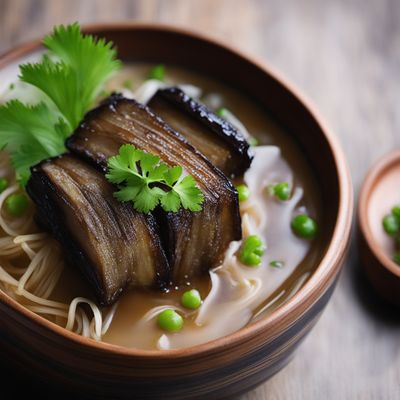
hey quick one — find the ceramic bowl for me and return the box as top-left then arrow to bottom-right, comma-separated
358,150 -> 400,306
0,23 -> 353,399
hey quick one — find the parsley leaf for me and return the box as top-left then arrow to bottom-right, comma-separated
106,144 -> 204,213
0,23 -> 120,184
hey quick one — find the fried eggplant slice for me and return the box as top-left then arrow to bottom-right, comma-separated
26,154 -> 169,306
66,95 -> 242,282
148,87 -> 253,177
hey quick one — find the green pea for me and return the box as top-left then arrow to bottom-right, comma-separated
382,214 -> 399,237
148,64 -> 165,81
272,182 -> 290,201
391,205 -> 400,222
157,309 -> 183,332
0,177 -> 8,193
236,184 -> 249,202
5,193 -> 29,217
269,260 -> 284,268
181,289 -> 202,309
216,107 -> 227,117
241,252 -> 261,266
291,214 -> 318,239
248,136 -> 258,146
393,253 -> 400,266
244,234 -> 263,249
239,235 -> 265,267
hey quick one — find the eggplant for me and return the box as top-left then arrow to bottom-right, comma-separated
66,95 -> 242,282
148,87 -> 253,178
26,154 -> 169,306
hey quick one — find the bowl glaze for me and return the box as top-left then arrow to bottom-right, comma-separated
0,23 -> 353,399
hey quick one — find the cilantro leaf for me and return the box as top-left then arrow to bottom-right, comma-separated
20,23 -> 121,129
0,23 -> 121,184
106,144 -> 204,213
171,175 -> 204,212
0,100 -> 69,185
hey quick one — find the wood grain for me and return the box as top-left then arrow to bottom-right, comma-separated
0,0 -> 399,399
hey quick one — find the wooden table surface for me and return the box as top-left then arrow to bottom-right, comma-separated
1,0 -> 399,399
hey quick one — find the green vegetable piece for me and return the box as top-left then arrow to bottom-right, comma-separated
106,144 -> 204,213
9,83 -> 15,90
291,214 -> 318,239
269,260 -> 284,268
248,136 -> 258,146
216,107 -> 227,117
149,64 -> 165,81
181,289 -> 202,309
0,100 -> 69,186
391,205 -> 400,222
5,193 -> 29,217
239,234 -> 265,267
382,214 -> 399,237
272,182 -> 291,201
236,184 -> 249,202
393,253 -> 400,266
157,309 -> 184,332
0,23 -> 121,185
0,178 -> 9,193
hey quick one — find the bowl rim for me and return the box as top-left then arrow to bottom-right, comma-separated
358,149 -> 400,278
0,22 -> 353,358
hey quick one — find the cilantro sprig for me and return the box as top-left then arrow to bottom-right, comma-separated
0,23 -> 120,184
106,144 -> 204,213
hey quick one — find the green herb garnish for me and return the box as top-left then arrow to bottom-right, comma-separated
0,23 -> 120,185
106,144 -> 204,213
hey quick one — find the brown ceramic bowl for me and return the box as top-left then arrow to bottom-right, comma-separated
358,150 -> 400,306
0,23 -> 353,399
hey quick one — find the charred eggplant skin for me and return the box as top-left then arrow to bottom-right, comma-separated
26,154 -> 169,306
148,87 -> 253,177
66,95 -> 242,282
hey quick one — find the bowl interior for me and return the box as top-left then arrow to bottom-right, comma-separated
359,150 -> 400,277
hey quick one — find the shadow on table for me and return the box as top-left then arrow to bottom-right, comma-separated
350,237 -> 400,327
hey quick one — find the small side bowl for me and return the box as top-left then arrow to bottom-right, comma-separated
358,150 -> 400,306
0,23 -> 353,399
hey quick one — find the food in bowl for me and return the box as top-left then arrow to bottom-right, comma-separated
0,23 -> 322,351
382,204 -> 400,265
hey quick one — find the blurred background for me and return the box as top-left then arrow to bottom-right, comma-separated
1,0 -> 399,399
